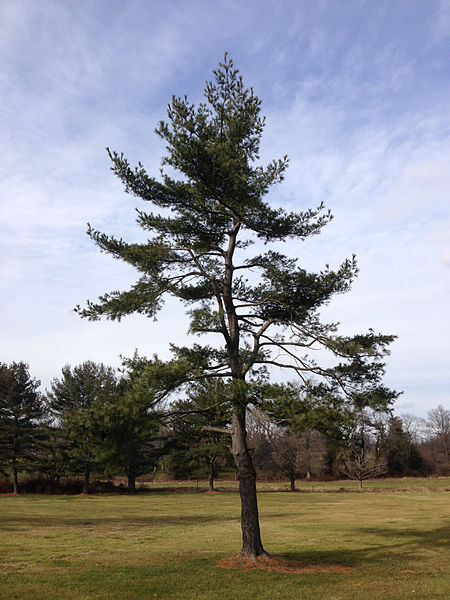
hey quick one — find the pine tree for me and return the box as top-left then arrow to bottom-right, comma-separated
108,355 -> 168,492
0,362 -> 44,493
384,416 -> 424,476
76,55 -> 396,558
168,380 -> 232,491
46,361 -> 119,493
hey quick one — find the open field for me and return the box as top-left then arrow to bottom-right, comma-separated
143,476 -> 450,493
1,481 -> 449,599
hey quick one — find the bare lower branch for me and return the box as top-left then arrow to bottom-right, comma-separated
201,425 -> 233,435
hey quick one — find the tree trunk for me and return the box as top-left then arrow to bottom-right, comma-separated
358,478 -> 363,490
224,225 -> 267,559
127,472 -> 137,493
12,465 -> 19,494
208,461 -> 215,492
289,475 -> 296,492
82,469 -> 90,494
231,404 -> 267,559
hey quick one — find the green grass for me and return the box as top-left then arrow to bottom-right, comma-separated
147,476 -> 450,492
1,481 -> 449,599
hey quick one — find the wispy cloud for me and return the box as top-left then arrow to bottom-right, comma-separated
1,1 -> 448,415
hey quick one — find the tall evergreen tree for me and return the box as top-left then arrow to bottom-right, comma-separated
107,355 -> 168,492
0,362 -> 44,494
46,361 -> 119,493
76,55 -> 397,558
384,416 -> 424,476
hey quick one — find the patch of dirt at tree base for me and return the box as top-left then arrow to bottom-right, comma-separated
216,555 -> 353,574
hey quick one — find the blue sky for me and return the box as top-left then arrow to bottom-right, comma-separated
1,0 -> 449,416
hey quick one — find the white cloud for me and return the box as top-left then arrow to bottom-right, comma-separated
0,0 -> 448,418
254,71 -> 450,416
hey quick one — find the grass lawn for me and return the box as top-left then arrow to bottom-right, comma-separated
1,480 -> 449,599
147,476 -> 450,492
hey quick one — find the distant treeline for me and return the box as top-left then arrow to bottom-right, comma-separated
1,360 -> 448,494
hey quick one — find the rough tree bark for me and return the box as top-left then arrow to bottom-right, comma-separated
231,404 -> 267,559
208,461 -> 215,492
223,221 -> 268,558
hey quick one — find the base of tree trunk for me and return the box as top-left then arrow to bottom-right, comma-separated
232,403 -> 267,560
238,549 -> 271,561
217,554 -> 354,574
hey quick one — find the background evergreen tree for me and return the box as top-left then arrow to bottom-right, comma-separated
167,380 -> 232,490
76,55 -> 397,558
36,422 -> 71,492
384,416 -> 425,476
46,361 -> 119,493
106,355 -> 168,492
0,362 -> 44,493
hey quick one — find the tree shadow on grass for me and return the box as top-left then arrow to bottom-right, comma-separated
0,513 -> 238,531
354,523 -> 450,550
281,524 -> 450,570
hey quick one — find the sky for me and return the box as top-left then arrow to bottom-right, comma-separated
1,0 -> 449,417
